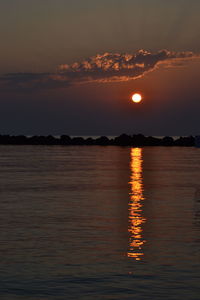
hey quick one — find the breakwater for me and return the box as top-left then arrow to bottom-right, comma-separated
0,134 -> 196,146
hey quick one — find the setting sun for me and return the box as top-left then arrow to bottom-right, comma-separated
132,93 -> 142,103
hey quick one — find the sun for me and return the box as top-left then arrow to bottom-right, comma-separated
132,93 -> 142,103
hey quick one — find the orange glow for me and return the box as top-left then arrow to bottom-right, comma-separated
132,93 -> 142,103
128,148 -> 146,261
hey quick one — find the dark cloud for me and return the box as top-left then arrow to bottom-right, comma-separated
0,72 -> 70,91
0,50 -> 198,91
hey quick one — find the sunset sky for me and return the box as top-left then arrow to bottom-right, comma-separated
0,0 -> 200,136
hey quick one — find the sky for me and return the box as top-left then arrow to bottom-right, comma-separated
0,0 -> 200,136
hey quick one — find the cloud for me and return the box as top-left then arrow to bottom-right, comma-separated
58,49 -> 197,83
0,72 -> 70,91
0,49 -> 198,90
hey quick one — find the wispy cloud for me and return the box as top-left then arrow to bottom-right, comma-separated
0,50 -> 198,90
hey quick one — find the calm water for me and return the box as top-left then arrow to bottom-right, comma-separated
0,146 -> 199,300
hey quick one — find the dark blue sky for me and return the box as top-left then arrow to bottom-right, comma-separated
0,0 -> 200,136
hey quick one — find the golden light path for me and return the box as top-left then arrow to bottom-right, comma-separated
128,148 -> 146,261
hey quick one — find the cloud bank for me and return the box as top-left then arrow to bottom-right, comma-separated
0,50 -> 198,90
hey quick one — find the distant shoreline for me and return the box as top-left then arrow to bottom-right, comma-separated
0,134 -> 197,147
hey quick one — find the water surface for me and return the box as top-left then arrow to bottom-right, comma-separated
0,146 -> 199,299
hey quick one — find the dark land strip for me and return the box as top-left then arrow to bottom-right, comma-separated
0,134 -> 197,147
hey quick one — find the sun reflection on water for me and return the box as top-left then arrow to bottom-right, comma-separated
128,148 -> 146,261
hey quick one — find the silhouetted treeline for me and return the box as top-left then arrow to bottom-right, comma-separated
0,134 -> 196,147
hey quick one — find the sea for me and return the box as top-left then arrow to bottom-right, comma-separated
0,145 -> 199,300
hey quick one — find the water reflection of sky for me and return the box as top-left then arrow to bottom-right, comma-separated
128,148 -> 146,261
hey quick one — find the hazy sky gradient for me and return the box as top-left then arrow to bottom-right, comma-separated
1,0 -> 200,73
0,0 -> 199,135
